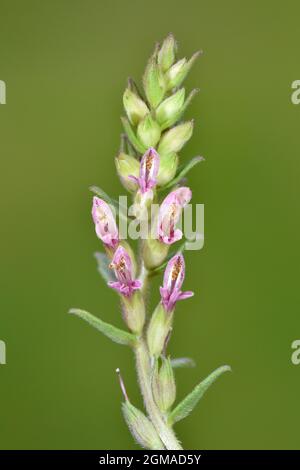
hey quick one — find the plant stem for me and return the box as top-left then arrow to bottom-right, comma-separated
138,262 -> 149,297
134,338 -> 183,450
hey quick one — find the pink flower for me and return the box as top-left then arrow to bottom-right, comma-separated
92,197 -> 119,249
108,246 -> 141,297
160,253 -> 194,312
157,187 -> 192,245
130,147 -> 160,195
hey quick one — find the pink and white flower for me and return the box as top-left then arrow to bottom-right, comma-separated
160,253 -> 194,312
108,246 -> 141,297
157,187 -> 192,245
92,197 -> 119,249
130,147 -> 160,199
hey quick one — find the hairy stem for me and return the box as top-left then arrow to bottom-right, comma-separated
134,338 -> 183,450
138,262 -> 149,298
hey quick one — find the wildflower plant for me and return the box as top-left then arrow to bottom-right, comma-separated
70,34 -> 230,450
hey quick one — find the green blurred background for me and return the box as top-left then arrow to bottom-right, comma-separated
0,0 -> 299,450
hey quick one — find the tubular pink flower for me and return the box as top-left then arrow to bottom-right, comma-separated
160,253 -> 194,312
130,147 -> 160,194
157,187 -> 192,245
108,246 -> 141,297
92,196 -> 119,249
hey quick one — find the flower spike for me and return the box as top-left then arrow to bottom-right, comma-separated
108,246 -> 141,297
92,196 -> 119,249
70,34 -> 231,451
160,253 -> 194,312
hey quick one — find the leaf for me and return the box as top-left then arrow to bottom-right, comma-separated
122,401 -> 164,450
89,185 -> 118,208
170,357 -> 196,369
182,88 -> 199,113
69,308 -> 137,346
94,252 -> 116,283
164,156 -> 205,189
121,116 -> 146,153
169,365 -> 231,425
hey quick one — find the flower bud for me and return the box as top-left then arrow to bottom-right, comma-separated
115,152 -> 140,192
156,88 -> 185,130
156,153 -> 178,186
160,253 -> 194,312
143,55 -> 166,109
123,88 -> 149,126
130,148 -> 160,194
157,187 -> 192,245
122,291 -> 145,334
152,357 -> 176,412
158,34 -> 177,72
165,51 -> 201,91
119,240 -> 138,278
142,238 -> 169,270
158,121 -> 193,155
147,303 -> 173,358
130,148 -> 160,218
137,114 -> 161,148
122,401 -> 163,450
92,197 -> 119,250
108,245 -> 141,298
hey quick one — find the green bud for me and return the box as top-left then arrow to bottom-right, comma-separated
115,152 -> 140,192
158,34 -> 177,72
147,303 -> 173,358
137,114 -> 161,148
143,55 -> 166,109
156,88 -> 185,130
156,153 -> 178,186
122,401 -> 164,450
152,357 -> 176,412
142,238 -> 169,271
165,51 -> 201,91
158,121 -> 193,155
123,88 -> 149,126
122,291 -> 145,334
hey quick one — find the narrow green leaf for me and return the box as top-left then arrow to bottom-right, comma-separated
121,116 -> 146,153
89,185 -> 111,201
69,308 -> 137,346
122,401 -> 164,450
181,88 -> 199,113
164,156 -> 204,189
170,357 -> 196,369
94,252 -> 116,283
169,365 -> 231,425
